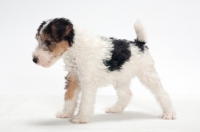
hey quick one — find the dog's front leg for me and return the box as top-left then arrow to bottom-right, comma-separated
56,73 -> 80,118
70,83 -> 97,124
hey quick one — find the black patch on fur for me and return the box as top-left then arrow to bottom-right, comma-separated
134,39 -> 146,51
102,37 -> 148,71
43,18 -> 74,46
103,38 -> 131,71
37,21 -> 46,35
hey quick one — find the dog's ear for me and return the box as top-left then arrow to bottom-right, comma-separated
65,25 -> 72,36
63,24 -> 74,46
46,18 -> 74,46
35,34 -> 38,40
37,21 -> 46,36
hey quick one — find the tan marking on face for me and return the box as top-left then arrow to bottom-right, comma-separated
39,32 -> 69,57
64,73 -> 78,100
39,33 -> 51,43
51,40 -> 69,57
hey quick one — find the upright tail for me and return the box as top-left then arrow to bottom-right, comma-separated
134,20 -> 147,42
133,20 -> 147,51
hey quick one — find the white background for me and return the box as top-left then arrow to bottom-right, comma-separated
0,0 -> 200,95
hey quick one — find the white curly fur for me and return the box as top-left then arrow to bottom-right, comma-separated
33,19 -> 176,123
56,21 -> 176,123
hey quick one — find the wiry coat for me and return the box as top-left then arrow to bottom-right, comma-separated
33,18 -> 175,124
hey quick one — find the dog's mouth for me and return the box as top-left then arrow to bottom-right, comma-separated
37,57 -> 58,68
40,59 -> 55,68
32,53 -> 57,68
32,48 -> 65,68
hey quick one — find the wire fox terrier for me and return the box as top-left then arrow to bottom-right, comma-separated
32,18 -> 176,124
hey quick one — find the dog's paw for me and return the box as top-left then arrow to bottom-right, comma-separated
162,112 -> 176,120
69,116 -> 90,124
105,107 -> 123,113
56,111 -> 73,118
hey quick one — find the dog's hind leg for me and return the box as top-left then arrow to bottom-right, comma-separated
106,82 -> 132,113
56,73 -> 80,118
136,61 -> 176,120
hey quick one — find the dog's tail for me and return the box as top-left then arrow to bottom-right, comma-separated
134,20 -> 147,45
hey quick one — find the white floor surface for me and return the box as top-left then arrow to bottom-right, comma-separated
0,94 -> 199,132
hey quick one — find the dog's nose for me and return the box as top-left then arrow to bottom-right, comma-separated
33,57 -> 38,64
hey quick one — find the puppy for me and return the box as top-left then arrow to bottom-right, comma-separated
32,18 -> 176,124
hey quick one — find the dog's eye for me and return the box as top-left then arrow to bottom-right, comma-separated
44,40 -> 51,46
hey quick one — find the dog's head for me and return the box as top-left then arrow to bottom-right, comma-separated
32,18 -> 74,67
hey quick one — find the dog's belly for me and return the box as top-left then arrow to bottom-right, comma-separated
63,51 -> 141,88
